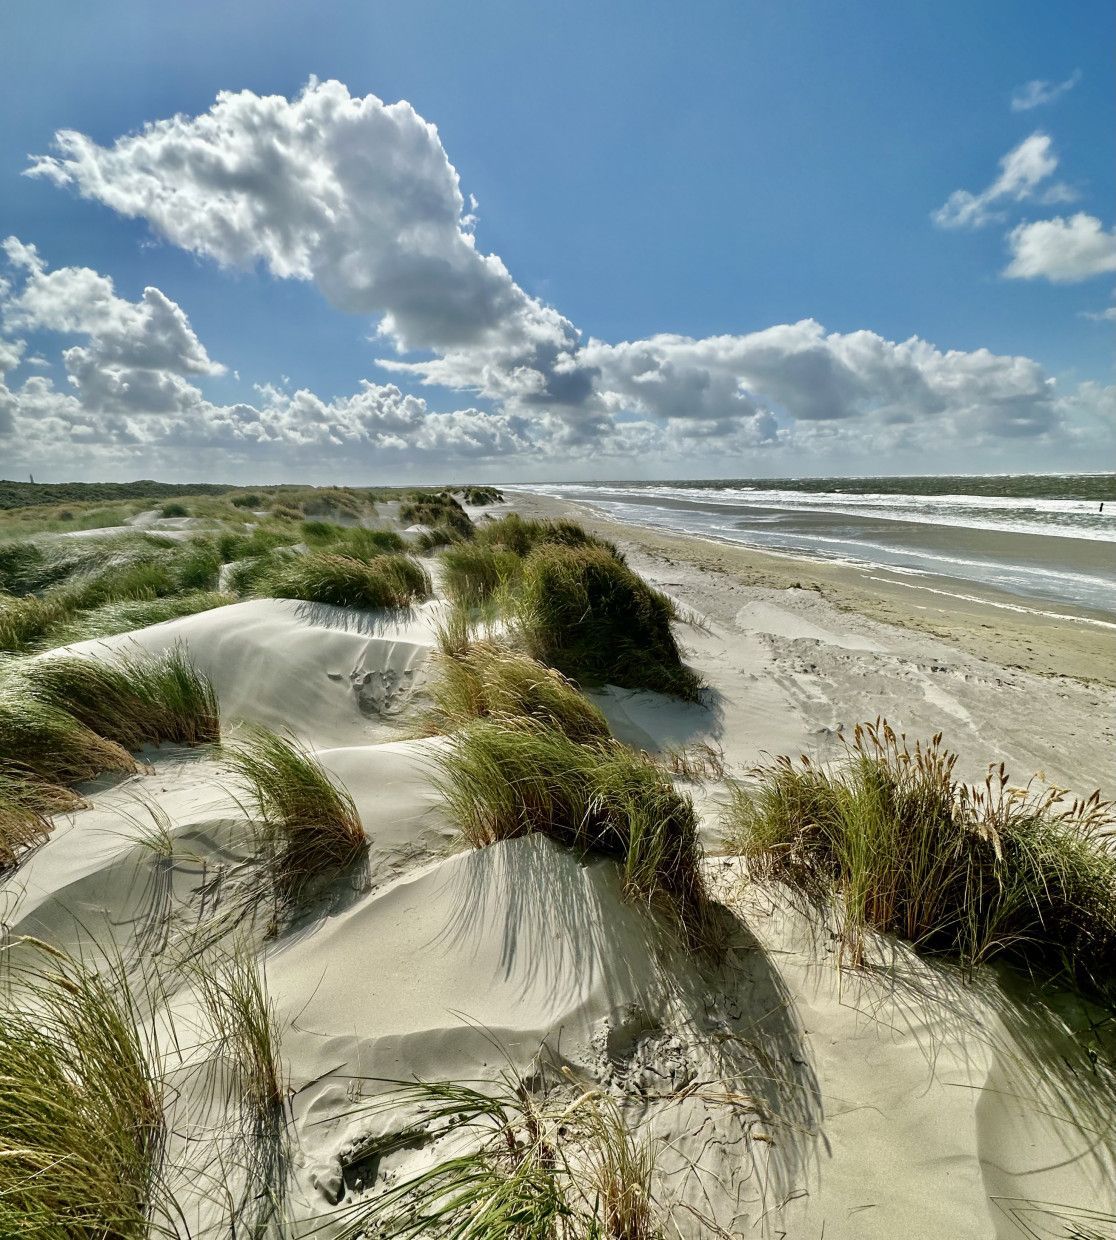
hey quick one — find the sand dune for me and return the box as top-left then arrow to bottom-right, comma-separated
2,498 -> 1113,1238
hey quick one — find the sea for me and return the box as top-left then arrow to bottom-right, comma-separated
516,475 -> 1116,624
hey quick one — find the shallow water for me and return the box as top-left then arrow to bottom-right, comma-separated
517,477 -> 1116,620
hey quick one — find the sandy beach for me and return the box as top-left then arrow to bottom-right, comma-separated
508,489 -> 1116,795
1,490 -> 1114,1238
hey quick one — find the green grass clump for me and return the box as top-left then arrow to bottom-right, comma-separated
159,501 -> 190,518
0,592 -> 74,652
724,720 -> 1116,993
338,1069 -> 660,1239
475,513 -> 622,561
263,552 -> 431,610
0,942 -> 168,1240
514,545 -> 701,700
227,726 -> 366,903
441,543 -> 523,607
215,527 -> 296,563
425,642 -> 611,744
400,492 -> 474,540
456,484 -> 504,506
414,524 -> 464,553
37,591 -> 234,649
437,719 -> 710,940
300,523 -> 407,557
192,946 -> 284,1117
19,646 -> 220,751
0,772 -> 55,874
0,690 -> 137,789
230,492 -> 265,509
269,502 -> 305,523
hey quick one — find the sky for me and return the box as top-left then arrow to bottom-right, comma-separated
0,0 -> 1113,484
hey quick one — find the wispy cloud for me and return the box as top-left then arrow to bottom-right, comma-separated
1011,69 -> 1082,112
932,132 -> 1074,230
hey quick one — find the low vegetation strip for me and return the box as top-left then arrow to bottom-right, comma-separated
435,718 -> 712,944
723,719 -> 1116,996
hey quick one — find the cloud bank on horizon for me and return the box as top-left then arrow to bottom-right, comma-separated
1,78 -> 1113,481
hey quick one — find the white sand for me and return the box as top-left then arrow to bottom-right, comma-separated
3,503 -> 1114,1237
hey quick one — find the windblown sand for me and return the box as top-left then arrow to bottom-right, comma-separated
3,496 -> 1113,1237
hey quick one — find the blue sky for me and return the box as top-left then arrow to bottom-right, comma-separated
0,0 -> 1112,482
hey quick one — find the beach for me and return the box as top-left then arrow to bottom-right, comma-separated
508,488 -> 1116,790
1,487 -> 1114,1237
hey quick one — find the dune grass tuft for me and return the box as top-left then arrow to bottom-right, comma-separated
0,690 -> 138,789
514,544 -> 702,701
723,719 -> 1116,992
425,641 -> 611,744
400,492 -> 475,540
335,1069 -> 661,1239
227,726 -> 366,904
261,551 -> 431,610
192,946 -> 285,1118
300,521 -> 406,557
440,542 -> 523,607
0,941 -> 167,1240
0,771 -> 55,874
34,590 -> 234,649
436,719 -> 711,942
474,512 -> 623,561
20,645 -> 220,751
456,484 -> 504,505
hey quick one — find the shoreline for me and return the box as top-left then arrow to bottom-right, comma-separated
506,488 -> 1116,688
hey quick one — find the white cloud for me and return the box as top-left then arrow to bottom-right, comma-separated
26,77 -> 580,377
0,336 -> 25,375
1011,70 -> 1082,112
9,84 -> 1115,478
584,321 -> 1061,443
1004,213 -> 1116,282
932,132 -> 1072,229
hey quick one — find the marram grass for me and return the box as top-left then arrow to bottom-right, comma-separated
20,645 -> 220,751
191,945 -> 285,1118
514,544 -> 702,701
723,719 -> 1116,994
0,771 -> 54,874
332,1069 -> 662,1239
440,542 -> 523,607
0,689 -> 137,788
33,590 -> 233,650
261,551 -> 431,610
436,718 -> 712,944
399,492 -> 474,540
474,512 -> 623,560
227,726 -> 367,904
0,940 -> 168,1240
424,641 -> 611,745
